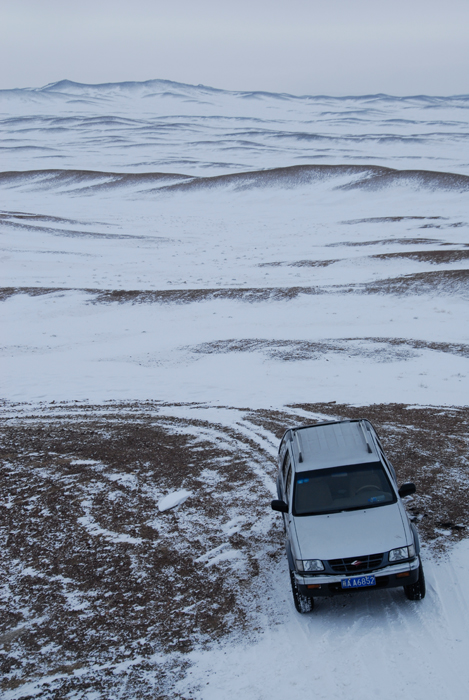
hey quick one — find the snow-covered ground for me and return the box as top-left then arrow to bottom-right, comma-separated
1,81 -> 469,698
179,540 -> 469,700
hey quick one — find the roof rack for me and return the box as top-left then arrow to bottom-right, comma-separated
359,420 -> 373,453
292,429 -> 303,462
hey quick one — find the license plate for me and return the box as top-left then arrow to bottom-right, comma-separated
341,575 -> 376,589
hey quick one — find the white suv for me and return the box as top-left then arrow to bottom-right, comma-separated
271,419 -> 425,612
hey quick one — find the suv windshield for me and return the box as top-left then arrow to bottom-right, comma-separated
293,461 -> 396,516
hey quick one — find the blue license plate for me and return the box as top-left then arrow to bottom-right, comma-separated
341,575 -> 376,589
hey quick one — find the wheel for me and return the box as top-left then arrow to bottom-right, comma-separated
404,561 -> 426,600
290,570 -> 314,613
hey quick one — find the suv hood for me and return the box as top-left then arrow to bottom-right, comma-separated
293,503 -> 409,561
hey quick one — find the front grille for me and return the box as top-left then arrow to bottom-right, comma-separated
328,553 -> 384,575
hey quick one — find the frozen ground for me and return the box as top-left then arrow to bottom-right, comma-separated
1,81 -> 469,698
1,401 -> 469,699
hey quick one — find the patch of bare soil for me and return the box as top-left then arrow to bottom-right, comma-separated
0,286 -> 326,305
419,222 -> 467,229
92,287 -> 323,304
258,249 -> 469,268
189,337 -> 469,361
356,269 -> 469,297
2,267 -> 469,308
341,217 -> 467,231
372,250 -> 469,264
0,403 -> 281,698
157,164 -> 390,194
5,268 -> 469,310
0,287 -> 67,302
258,260 -> 338,268
0,211 -> 80,225
1,401 -> 468,698
340,169 -> 469,192
0,218 -> 168,241
342,216 -> 446,224
365,336 -> 469,358
327,237 -> 444,247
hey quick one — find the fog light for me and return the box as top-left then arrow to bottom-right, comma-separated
396,572 -> 410,578
306,584 -> 322,589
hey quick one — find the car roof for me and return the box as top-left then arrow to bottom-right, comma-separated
286,420 -> 380,472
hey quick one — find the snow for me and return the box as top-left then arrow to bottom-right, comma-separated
157,489 -> 192,512
1,171 -> 469,406
77,504 -> 143,544
177,544 -> 469,700
2,290 -> 468,406
1,80 -> 469,699
194,542 -> 246,569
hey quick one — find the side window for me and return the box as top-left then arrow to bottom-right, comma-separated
285,465 -> 293,505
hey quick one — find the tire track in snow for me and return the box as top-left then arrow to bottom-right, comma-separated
185,554 -> 469,700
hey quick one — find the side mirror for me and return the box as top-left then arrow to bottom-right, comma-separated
398,482 -> 416,498
271,499 -> 288,513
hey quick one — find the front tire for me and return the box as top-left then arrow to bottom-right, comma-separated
404,561 -> 426,600
290,570 -> 314,613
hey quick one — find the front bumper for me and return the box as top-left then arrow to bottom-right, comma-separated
295,557 -> 420,597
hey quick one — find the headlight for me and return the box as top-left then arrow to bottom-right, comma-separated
389,544 -> 415,562
296,559 -> 325,572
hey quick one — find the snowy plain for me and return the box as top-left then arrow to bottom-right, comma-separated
1,80 -> 469,699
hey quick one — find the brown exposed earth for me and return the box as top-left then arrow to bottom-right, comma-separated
1,401 -> 468,698
190,337 -> 469,362
2,262 -> 469,307
372,250 -> 469,263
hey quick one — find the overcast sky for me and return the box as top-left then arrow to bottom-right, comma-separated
1,0 -> 468,95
